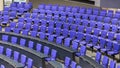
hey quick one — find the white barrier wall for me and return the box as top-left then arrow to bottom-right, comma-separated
0,0 -> 3,11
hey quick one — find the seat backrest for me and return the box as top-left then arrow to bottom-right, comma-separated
2,35 -> 8,42
95,52 -> 101,63
70,61 -> 77,68
6,48 -> 12,57
64,57 -> 71,66
102,56 -> 109,68
72,41 -> 78,50
14,51 -> 19,61
21,54 -> 27,64
80,46 -> 86,56
51,49 -> 57,59
27,58 -> 33,68
28,41 -> 34,49
20,38 -> 26,46
44,46 -> 50,55
36,43 -> 42,52
11,36 -> 17,44
0,46 -> 4,54
110,60 -> 116,68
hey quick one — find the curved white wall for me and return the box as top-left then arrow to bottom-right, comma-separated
0,0 -> 3,11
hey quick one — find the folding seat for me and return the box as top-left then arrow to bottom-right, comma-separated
94,37 -> 106,50
58,6 -> 65,11
78,25 -> 85,32
13,28 -> 21,34
64,38 -> 72,47
39,9 -> 45,14
45,4 -> 52,10
55,28 -> 61,36
3,11 -> 9,15
59,16 -> 66,22
89,36 -> 98,47
111,18 -> 118,25
53,11 -> 59,16
56,36 -> 64,45
32,9 -> 38,13
39,32 -> 46,40
86,27 -> 92,34
0,65 -> 5,68
96,16 -> 103,22
99,10 -> 107,16
31,13 -> 38,21
13,51 -> 20,61
74,13 -> 81,19
74,18 -> 81,25
28,41 -> 34,49
26,18 -> 32,23
9,11 -> 17,20
41,19 -> 47,26
6,48 -> 12,57
102,56 -> 109,68
93,8 -> 99,15
76,46 -> 86,56
70,24 -> 77,30
36,43 -> 42,52
25,23 -> 31,30
2,35 -> 8,42
53,15 -> 59,21
24,13 -> 31,20
33,18 -> 40,24
44,46 -> 50,55
38,4 -> 45,9
46,15 -> 52,20
86,8 -> 92,14
113,13 -> 120,19
0,46 -> 4,54
109,60 -> 116,68
17,22 -> 24,29
10,3 -> 16,7
70,61 -> 77,68
9,22 -> 16,29
64,57 -> 71,68
55,22 -> 62,28
1,15 -> 9,25
74,32 -> 84,42
20,54 -> 27,65
20,38 -> 26,46
24,4 -> 30,12
30,31 -> 37,37
111,25 -> 118,32
17,4 -> 23,8
32,24 -> 38,31
18,17 -> 24,22
65,6 -> 72,12
17,8 -> 24,16
46,49 -> 57,61
103,17 -> 111,23
82,14 -> 88,19
39,14 -> 45,19
79,7 -> 86,14
95,52 -> 101,63
104,23 -> 111,31
11,36 -> 17,44
63,23 -> 70,29
40,25 -> 46,33
82,19 -> 89,26
85,34 -> 91,44
51,5 -> 58,11
89,21 -> 96,28
107,42 -> 120,56
93,28 -> 100,36
108,32 -> 115,40
60,11 -> 66,16
101,40 -> 113,52
5,27 -> 11,32
48,20 -> 55,27
62,29 -> 69,37
106,10 -> 113,17
89,15 -> 96,21
101,30 -> 107,38
116,34 -> 120,42
72,41 -> 78,50
48,34 -> 56,42
69,30 -> 76,39
4,6 -> 10,11
47,27 -> 54,35
11,7 -> 17,11
96,22 -> 103,29
27,58 -> 33,68
72,7 -> 79,13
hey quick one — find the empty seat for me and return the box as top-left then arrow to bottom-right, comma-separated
111,25 -> 118,32
109,60 -> 116,68
20,54 -> 27,65
11,36 -> 17,44
32,24 -> 39,31
10,22 -> 16,29
111,18 -> 118,25
62,29 -> 69,37
2,35 -> 8,42
13,28 -> 20,34
0,65 -> 5,68
28,41 -> 34,49
40,25 -> 46,33
69,30 -> 76,39
48,35 -> 55,42
20,38 -> 26,46
13,51 -> 20,61
56,36 -> 64,45
82,19 -> 89,26
96,16 -> 103,22
104,23 -> 111,31
72,41 -> 78,50
27,58 -> 33,68
44,46 -> 50,55
102,56 -> 109,68
39,32 -> 46,40
93,28 -> 100,36
70,61 -> 77,68
46,49 -> 57,61
101,30 -> 107,38
36,43 -> 42,52
103,17 -> 111,23
64,38 -> 72,47
89,15 -> 96,21
6,48 -> 12,57
63,23 -> 70,29
76,46 -> 86,56
22,30 -> 29,35
78,26 -> 85,32
86,27 -> 92,34
30,31 -> 37,37
96,22 -> 103,29
55,22 -> 62,28
100,10 -> 107,16
95,52 -> 101,63
55,28 -> 61,36
0,46 -> 3,54
89,21 -> 96,28
108,32 -> 115,40
64,57 -> 71,68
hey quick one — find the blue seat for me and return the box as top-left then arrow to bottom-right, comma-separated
93,8 -> 99,15
24,4 -> 31,12
82,14 -> 88,19
30,31 -> 37,37
32,24 -> 38,31
17,8 -> 24,16
74,32 -> 84,42
79,7 -> 86,14
38,4 -> 45,9
70,24 -> 77,30
108,32 -> 115,40
89,15 -> 96,21
85,34 -> 91,44
64,57 -> 71,68
109,60 -> 116,68
104,23 -> 111,31
107,42 -> 120,56
47,27 -> 54,35
62,29 -> 69,37
39,32 -> 46,40
3,11 -> 9,15
13,28 -> 20,34
88,36 -> 98,47
82,19 -> 89,26
86,27 -> 92,34
11,36 -> 17,44
96,22 -> 103,29
117,65 -> 120,68
78,26 -> 85,32
39,14 -> 45,19
64,38 -> 72,47
74,18 -> 81,25
72,7 -> 79,13
1,15 -> 9,25
33,19 -> 40,24
10,22 -> 16,29
76,46 -> 86,56
89,21 -> 96,28
113,13 -> 120,19
111,25 -> 118,32
26,18 -> 32,23
55,22 -> 62,28
46,15 -> 52,20
25,23 -> 31,30
40,25 -> 46,33
6,48 -> 12,57
58,6 -> 65,11
95,52 -> 101,63
65,6 -> 72,12
22,30 -> 29,35
53,15 -> 59,21
67,17 -> 74,23
46,49 -> 57,61
18,17 -> 24,22
102,56 -> 109,68
2,35 -> 8,42
55,28 -> 61,36
32,9 -> 38,13
101,30 -> 107,38
68,12 -> 74,17
70,61 -> 77,68
5,27 -> 11,32
107,10 -> 113,17
63,23 -> 70,29
100,10 -> 107,16
60,16 -> 66,22
69,30 -> 76,39
60,11 -> 66,16
28,41 -> 34,49
41,19 -> 47,26
72,41 -> 78,50
48,35 -> 55,42
116,34 -> 120,42
0,46 -> 4,54
101,40 -> 113,52
56,36 -> 64,45
9,11 -> 16,19
103,17 -> 111,23
20,54 -> 27,65
17,22 -> 24,29
53,11 -> 59,16
48,20 -> 54,27
111,18 -> 118,25
93,28 -> 100,36
51,5 -> 58,11
44,46 -> 50,55
31,13 -> 38,21
36,43 -> 42,52
96,16 -> 103,22
27,58 -> 33,68
86,8 -> 92,14
13,51 -> 20,61
20,38 -> 26,46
